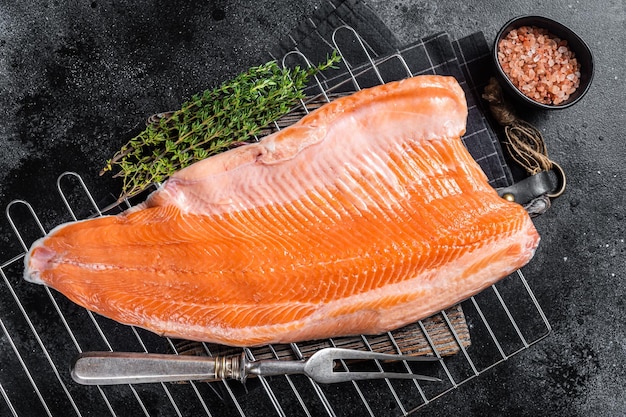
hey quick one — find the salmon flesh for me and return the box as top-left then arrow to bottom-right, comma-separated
24,75 -> 540,347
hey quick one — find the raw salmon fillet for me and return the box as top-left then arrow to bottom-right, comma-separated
24,75 -> 540,347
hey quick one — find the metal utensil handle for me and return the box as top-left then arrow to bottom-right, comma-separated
71,351 -> 246,385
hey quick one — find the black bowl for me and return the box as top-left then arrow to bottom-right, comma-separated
493,15 -> 594,110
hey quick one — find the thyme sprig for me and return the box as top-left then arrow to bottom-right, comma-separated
101,52 -> 341,200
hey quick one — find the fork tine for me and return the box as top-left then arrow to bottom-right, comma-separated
303,348 -> 442,384
311,348 -> 442,384
326,347 -> 440,362
330,371 -> 442,383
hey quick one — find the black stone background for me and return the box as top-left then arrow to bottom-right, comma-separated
1,0 -> 625,416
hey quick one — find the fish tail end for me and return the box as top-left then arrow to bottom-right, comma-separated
23,238 -> 53,285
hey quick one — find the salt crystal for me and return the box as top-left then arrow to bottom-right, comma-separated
498,25 -> 580,104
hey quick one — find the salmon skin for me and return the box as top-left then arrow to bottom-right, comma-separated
24,75 -> 540,347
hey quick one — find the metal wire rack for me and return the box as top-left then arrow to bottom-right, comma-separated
0,26 -> 551,417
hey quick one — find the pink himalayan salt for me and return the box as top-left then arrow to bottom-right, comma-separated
497,25 -> 581,105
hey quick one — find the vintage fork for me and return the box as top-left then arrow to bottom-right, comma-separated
71,347 -> 442,385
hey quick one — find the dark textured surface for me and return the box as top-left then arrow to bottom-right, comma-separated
1,1 -> 625,416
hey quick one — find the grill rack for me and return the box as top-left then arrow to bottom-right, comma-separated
0,26 -> 551,417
